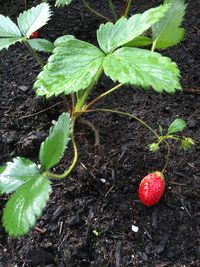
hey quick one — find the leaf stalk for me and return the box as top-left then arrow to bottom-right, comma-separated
24,40 -> 44,68
44,121 -> 78,179
81,0 -> 111,22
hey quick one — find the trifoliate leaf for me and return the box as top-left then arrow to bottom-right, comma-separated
181,137 -> 195,150
34,39 -> 105,98
54,35 -> 75,46
168,118 -> 187,134
28,38 -> 55,52
17,3 -> 52,37
97,4 -> 170,54
0,37 -> 22,51
55,0 -> 73,7
149,143 -> 160,152
125,36 -> 152,47
0,15 -> 22,37
39,113 -> 72,171
3,175 -> 52,237
152,0 -> 187,49
103,47 -> 181,93
0,157 -> 40,194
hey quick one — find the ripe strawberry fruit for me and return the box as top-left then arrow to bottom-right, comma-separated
138,171 -> 165,206
30,31 -> 39,39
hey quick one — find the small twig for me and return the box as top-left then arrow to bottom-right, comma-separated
20,101 -> 64,119
35,226 -> 47,233
183,88 -> 200,94
105,184 -> 115,197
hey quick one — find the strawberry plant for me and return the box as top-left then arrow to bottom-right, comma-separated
0,0 -> 194,237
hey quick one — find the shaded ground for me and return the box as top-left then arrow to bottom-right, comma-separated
0,0 -> 200,266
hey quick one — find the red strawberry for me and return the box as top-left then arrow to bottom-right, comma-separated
30,31 -> 39,39
138,171 -> 165,206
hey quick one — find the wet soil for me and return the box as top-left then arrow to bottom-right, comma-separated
0,0 -> 200,266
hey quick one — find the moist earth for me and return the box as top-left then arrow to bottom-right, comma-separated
0,0 -> 200,266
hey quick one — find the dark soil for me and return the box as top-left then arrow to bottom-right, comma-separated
0,0 -> 200,266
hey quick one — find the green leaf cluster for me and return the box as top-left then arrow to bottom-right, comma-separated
0,3 -> 52,51
34,3 -> 182,98
148,118 -> 195,153
0,113 -> 71,237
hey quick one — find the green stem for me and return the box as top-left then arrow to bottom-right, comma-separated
24,41 -> 44,68
44,122 -> 78,179
151,41 -> 156,52
124,0 -> 132,18
80,108 -> 159,139
162,141 -> 170,174
108,0 -> 118,21
75,67 -> 104,112
81,0 -> 111,22
85,83 -> 123,110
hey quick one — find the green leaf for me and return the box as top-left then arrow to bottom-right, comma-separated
34,39 -> 105,98
97,4 -> 170,54
3,175 -> 52,237
125,36 -> 152,47
39,112 -> 72,171
103,47 -> 181,93
17,3 -> 52,37
28,38 -> 55,52
0,157 -> 40,194
0,37 -> 22,51
54,35 -> 75,46
152,0 -> 187,49
168,118 -> 187,134
0,15 -> 21,37
55,0 -> 73,7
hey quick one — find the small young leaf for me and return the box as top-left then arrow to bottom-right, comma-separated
125,36 -> 152,47
0,15 -> 21,37
97,4 -> 170,54
3,175 -> 52,237
103,47 -> 181,93
167,118 -> 187,134
181,137 -> 195,150
17,3 -> 52,37
152,0 -> 187,49
0,157 -> 40,194
55,0 -> 73,7
28,38 -> 55,52
0,37 -> 22,51
39,113 -> 72,171
149,143 -> 160,152
34,39 -> 105,98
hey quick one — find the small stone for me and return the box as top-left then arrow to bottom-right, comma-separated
131,224 -> 139,232
18,85 -> 28,92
